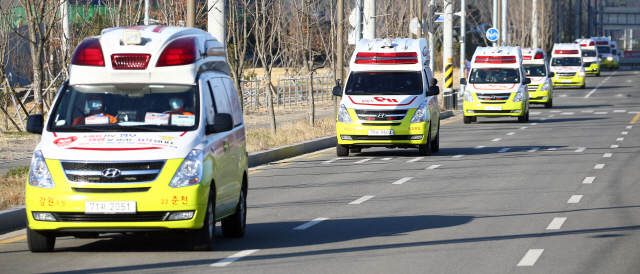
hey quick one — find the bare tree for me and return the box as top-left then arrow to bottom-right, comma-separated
226,0 -> 254,110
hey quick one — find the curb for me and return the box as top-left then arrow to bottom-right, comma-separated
0,111 -> 455,232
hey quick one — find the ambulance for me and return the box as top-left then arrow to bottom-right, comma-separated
332,38 -> 440,156
610,41 -> 620,69
461,46 -> 531,123
521,48 -> 554,108
575,39 -> 601,76
592,37 -> 616,70
550,43 -> 586,89
24,26 -> 248,252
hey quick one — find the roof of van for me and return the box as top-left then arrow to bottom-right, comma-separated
521,48 -> 546,63
349,38 -> 430,72
470,46 -> 523,67
69,25 -> 228,86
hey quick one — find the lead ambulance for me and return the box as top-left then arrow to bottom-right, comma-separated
550,43 -> 586,89
575,39 -> 601,76
333,38 -> 440,156
24,26 -> 248,252
592,37 -> 616,70
461,46 -> 530,123
522,48 -> 554,108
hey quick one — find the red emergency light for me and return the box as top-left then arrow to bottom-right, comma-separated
523,56 -> 532,60
579,42 -> 595,47
475,56 -> 517,64
72,38 -> 105,67
111,54 -> 151,70
156,37 -> 199,67
554,50 -> 579,54
355,52 -> 418,64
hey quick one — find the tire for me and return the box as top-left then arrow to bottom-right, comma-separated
526,110 -> 530,122
27,227 -> 55,253
188,192 -> 215,251
463,116 -> 472,124
580,84 -> 586,89
336,144 -> 349,157
518,114 -> 526,123
596,72 -> 601,77
471,117 -> 477,122
544,99 -> 553,109
350,148 -> 361,153
418,128 -> 432,156
221,185 -> 247,238
430,124 -> 440,153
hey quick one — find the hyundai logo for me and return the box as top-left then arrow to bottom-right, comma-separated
102,168 -> 122,178
377,113 -> 386,119
490,95 -> 497,100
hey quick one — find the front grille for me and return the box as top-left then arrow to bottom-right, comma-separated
476,93 -> 511,101
361,123 -> 402,126
61,162 -> 164,171
557,72 -> 576,77
472,110 -> 516,114
52,212 -> 169,222
355,109 -> 408,121
66,174 -> 158,183
62,161 -> 165,183
584,62 -> 593,67
73,187 -> 151,193
527,85 -> 540,91
350,135 -> 413,140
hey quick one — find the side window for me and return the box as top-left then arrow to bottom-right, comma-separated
202,79 -> 215,125
208,78 -> 232,115
423,69 -> 431,87
221,78 -> 243,126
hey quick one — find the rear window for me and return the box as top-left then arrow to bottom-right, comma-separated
345,72 -> 423,95
523,64 -> 546,77
597,46 -> 611,53
582,50 -> 597,57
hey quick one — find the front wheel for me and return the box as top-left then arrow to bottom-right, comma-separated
544,99 -> 553,109
221,187 -> 247,238
518,114 -> 526,123
463,116 -> 472,124
430,124 -> 440,153
525,110 -> 530,122
27,227 -> 55,253
188,192 -> 215,251
336,144 -> 349,157
580,84 -> 586,89
418,129 -> 432,156
596,72 -> 601,77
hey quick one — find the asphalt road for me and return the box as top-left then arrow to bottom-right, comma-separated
1,70 -> 639,273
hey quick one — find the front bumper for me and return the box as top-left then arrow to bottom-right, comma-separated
337,109 -> 430,147
463,93 -> 526,117
552,74 -> 585,87
584,63 -> 600,74
601,59 -> 614,68
528,85 -> 551,103
26,159 -> 209,231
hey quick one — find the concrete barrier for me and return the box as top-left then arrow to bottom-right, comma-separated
0,205 -> 25,232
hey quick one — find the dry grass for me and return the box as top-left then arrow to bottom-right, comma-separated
0,132 -> 37,161
246,117 -> 336,153
0,166 -> 28,210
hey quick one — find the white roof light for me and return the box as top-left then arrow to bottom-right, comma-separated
122,30 -> 142,45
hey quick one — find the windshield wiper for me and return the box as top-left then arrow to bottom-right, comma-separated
379,92 -> 406,95
102,126 -> 166,132
52,125 -> 111,132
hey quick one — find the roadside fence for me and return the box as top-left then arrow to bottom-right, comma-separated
241,73 -> 334,111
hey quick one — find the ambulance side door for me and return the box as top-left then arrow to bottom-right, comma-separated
424,69 -> 439,137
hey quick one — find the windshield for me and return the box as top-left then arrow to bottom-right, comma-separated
597,46 -> 610,53
551,57 -> 582,66
49,84 -> 199,132
523,64 -> 546,77
582,50 -> 597,57
469,68 -> 521,84
345,72 -> 423,95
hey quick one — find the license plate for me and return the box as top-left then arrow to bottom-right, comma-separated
368,130 -> 394,136
561,80 -> 572,83
484,106 -> 502,111
85,201 -> 136,214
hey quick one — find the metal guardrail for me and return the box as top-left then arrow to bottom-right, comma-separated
443,88 -> 459,111
241,73 -> 334,111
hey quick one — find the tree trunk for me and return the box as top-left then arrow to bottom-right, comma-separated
264,73 -> 276,134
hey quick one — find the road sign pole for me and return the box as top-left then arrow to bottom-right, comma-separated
336,0 -> 344,115
460,0 -> 466,97
443,0 -> 453,108
363,0 -> 376,39
428,0 -> 435,71
492,0 -> 498,47
417,0 -> 423,39
532,0 -> 538,48
501,0 -> 507,46
356,0 -> 363,42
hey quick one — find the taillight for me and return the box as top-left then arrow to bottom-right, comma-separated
72,38 -> 105,67
111,54 -> 151,70
534,52 -> 544,59
156,37 -> 199,67
589,42 -> 595,46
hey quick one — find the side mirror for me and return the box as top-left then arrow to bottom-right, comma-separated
206,113 -> 233,134
524,78 -> 532,85
460,78 -> 467,85
332,85 -> 342,97
426,86 -> 440,96
549,72 -> 555,77
27,114 -> 44,134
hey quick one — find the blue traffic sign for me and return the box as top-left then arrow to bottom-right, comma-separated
486,28 -> 499,42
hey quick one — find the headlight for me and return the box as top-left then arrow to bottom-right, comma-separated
169,149 -> 203,188
513,87 -> 525,102
578,71 -> 585,77
337,104 -> 352,124
540,81 -> 550,91
607,57 -> 613,61
410,100 -> 430,123
29,150 -> 55,189
464,91 -> 474,102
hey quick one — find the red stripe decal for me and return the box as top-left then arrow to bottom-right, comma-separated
67,147 -> 163,151
180,131 -> 187,137
52,132 -> 57,137
153,25 -> 167,33
348,96 -> 417,106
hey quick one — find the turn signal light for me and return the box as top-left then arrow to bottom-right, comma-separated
157,37 -> 199,67
72,38 -> 105,67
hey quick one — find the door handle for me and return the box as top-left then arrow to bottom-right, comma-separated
223,139 -> 229,152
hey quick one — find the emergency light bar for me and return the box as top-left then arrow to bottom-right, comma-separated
596,41 -> 608,45
355,52 -> 418,64
111,54 -> 151,70
579,42 -> 595,47
475,56 -> 517,64
554,50 -> 579,54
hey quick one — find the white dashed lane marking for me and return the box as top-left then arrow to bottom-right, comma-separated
211,250 -> 260,267
617,138 -> 624,141
520,127 -> 527,130
546,217 -> 567,230
323,158 -> 342,164
594,164 -> 605,169
611,145 -> 619,148
381,158 -> 392,161
517,249 -> 544,266
530,123 -> 538,125
530,112 -> 542,115
453,154 -> 465,158
614,110 -> 627,113
426,165 -> 441,170
498,148 -> 510,153
507,132 -> 515,136
595,112 -> 608,114
528,147 -> 540,152
622,132 -> 628,135
561,112 -> 574,115
627,126 -> 633,129
407,157 -> 424,163
474,146 -> 485,149
550,110 -> 561,113
583,177 -> 595,184
392,177 -> 413,185
548,148 -> 557,151
575,148 -> 586,152
294,218 -> 329,230
492,138 -> 502,142
355,158 -> 373,164
581,110 -> 594,113
349,196 -> 374,205
603,153 -> 612,158
568,195 -> 583,203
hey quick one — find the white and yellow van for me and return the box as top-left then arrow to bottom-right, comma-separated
550,43 -> 586,89
332,38 -> 441,156
592,37 -> 616,70
576,39 -> 601,76
25,26 -> 248,252
522,48 -> 554,108
461,46 -> 531,123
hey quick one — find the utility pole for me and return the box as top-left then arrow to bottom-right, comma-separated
587,0 -> 592,37
60,0 -> 70,60
459,0 -> 466,95
187,0 -> 195,27
428,0 -> 435,71
532,0 -> 538,48
493,0 -> 498,47
443,0 -> 453,106
356,0 -> 363,42
363,0 -> 376,39
336,0 -> 344,114
501,0 -> 507,46
575,0 -> 581,39
417,0 -> 423,39
208,0 -> 225,43
410,0 -> 415,38
144,0 -> 149,25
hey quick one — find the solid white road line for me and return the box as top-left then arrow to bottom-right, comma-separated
614,110 -> 627,113
626,126 -> 632,129
546,217 -> 567,230
548,148 -> 557,151
575,147 -> 586,152
528,147 -> 540,152
611,145 -> 619,148
530,123 -> 538,125
550,110 -> 561,113
561,112 -> 574,115
498,148 -> 510,153
595,112 -> 608,114
520,127 -> 528,130
507,132 -> 515,135
603,153 -> 612,158
392,177 -> 413,185
355,158 -> 373,164
622,131 -> 628,135
323,158 -> 341,164
583,177 -> 596,184
349,196 -> 374,205
453,154 -> 465,158
294,218 -> 329,230
568,195 -> 583,203
211,250 -> 260,267
492,138 -> 502,142
629,111 -> 640,114
517,249 -> 544,266
407,157 -> 424,163
581,110 -> 594,113
617,138 -> 624,141
594,164 -> 605,169
475,146 -> 485,149
585,86 -> 599,98
426,165 -> 441,170
381,158 -> 392,161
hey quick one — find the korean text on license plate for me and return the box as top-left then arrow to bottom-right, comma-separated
368,130 -> 394,136
85,201 -> 136,214
484,106 -> 502,111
